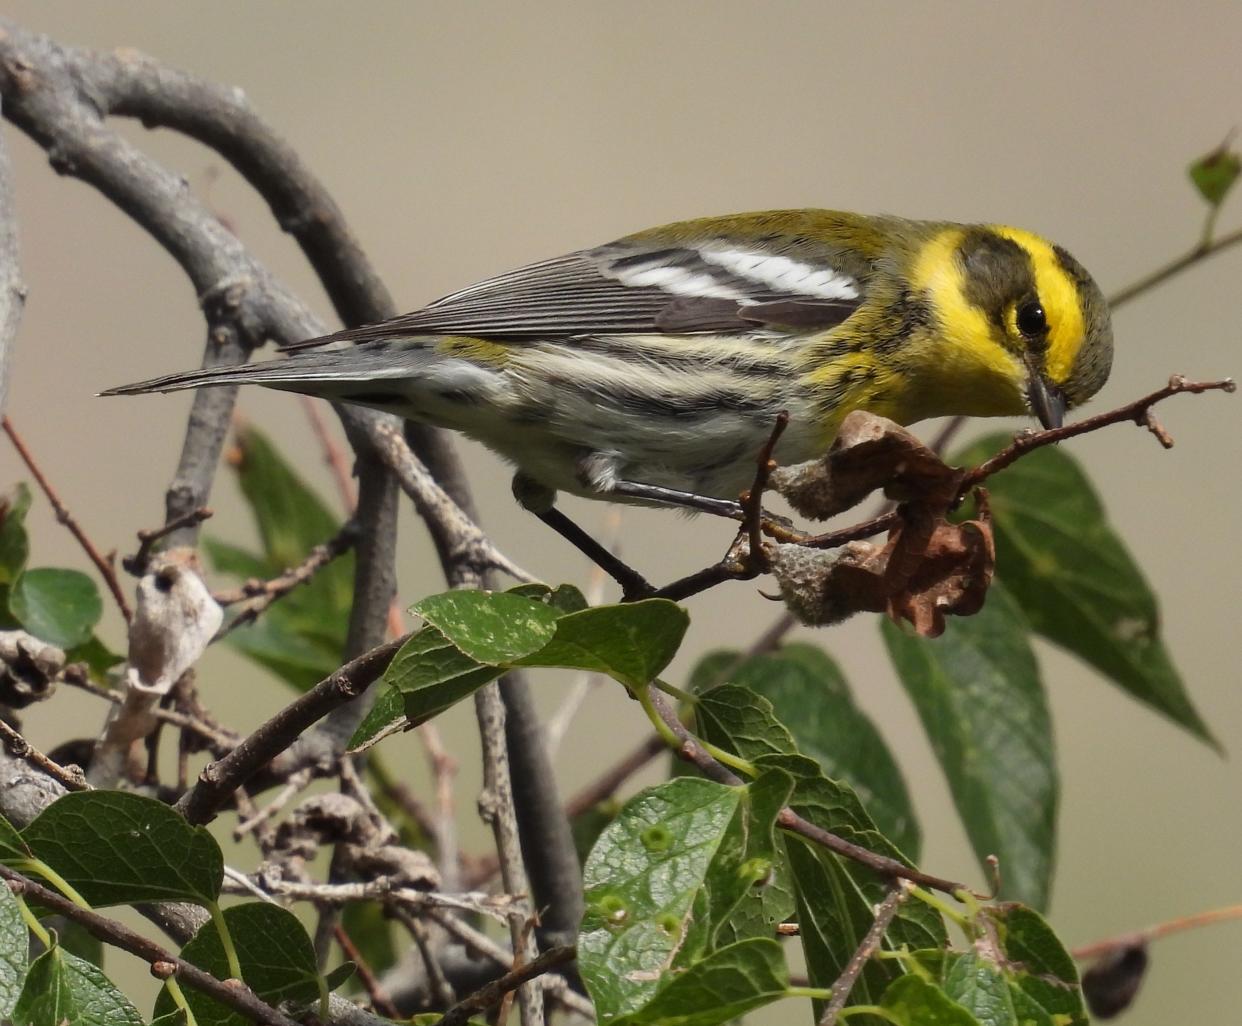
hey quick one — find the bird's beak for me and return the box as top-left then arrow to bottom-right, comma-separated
1026,370 -> 1067,430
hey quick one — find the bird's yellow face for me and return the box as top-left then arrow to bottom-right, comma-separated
911,225 -> 1114,428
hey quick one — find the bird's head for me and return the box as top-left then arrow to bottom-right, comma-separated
914,224 -> 1114,428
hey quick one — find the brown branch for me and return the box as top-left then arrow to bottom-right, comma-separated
818,883 -> 908,1026
1107,224 -> 1242,310
2,416 -> 132,620
0,718 -> 88,792
439,945 -> 575,1026
213,519 -> 359,633
124,507 -> 213,575
0,865 -> 302,1026
741,410 -> 789,567
174,634 -> 405,825
1072,903 -> 1242,962
333,923 -> 401,1020
962,376 -> 1235,489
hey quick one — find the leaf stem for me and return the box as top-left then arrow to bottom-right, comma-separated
837,1006 -> 901,1024
23,858 -> 92,911
207,901 -> 243,981
15,894 -> 51,947
787,986 -> 833,1000
906,884 -> 969,928
164,976 -> 201,1026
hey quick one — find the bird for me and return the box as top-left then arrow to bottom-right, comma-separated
103,209 -> 1113,518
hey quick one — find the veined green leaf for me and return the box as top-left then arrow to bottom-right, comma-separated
953,433 -> 1211,745
882,583 -> 1056,909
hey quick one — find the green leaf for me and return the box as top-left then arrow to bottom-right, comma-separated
579,777 -> 745,1020
693,685 -> 944,1007
0,877 -> 29,1018
62,636 -> 123,683
209,425 -> 356,691
323,961 -> 356,993
985,904 -> 1086,1026
10,569 -> 103,648
230,425 -> 344,570
348,683 -> 407,749
953,434 -> 1212,744
0,483 -> 31,585
943,953 -> 1024,1026
12,946 -> 143,1026
506,581 -> 589,613
412,591 -> 561,664
221,614 -> 345,692
386,627 -> 503,728
1189,140 -> 1241,207
693,644 -> 919,858
880,975 -> 981,1026
612,938 -> 789,1026
152,902 -> 322,1026
22,791 -> 223,907
516,599 -> 688,689
881,583 -> 1056,909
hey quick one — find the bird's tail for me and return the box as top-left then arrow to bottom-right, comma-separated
99,343 -> 429,398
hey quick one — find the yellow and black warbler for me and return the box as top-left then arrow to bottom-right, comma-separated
105,210 -> 1113,511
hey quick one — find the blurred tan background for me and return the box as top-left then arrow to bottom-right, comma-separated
2,2 -> 1239,1022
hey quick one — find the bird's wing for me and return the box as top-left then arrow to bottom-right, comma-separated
281,238 -> 865,351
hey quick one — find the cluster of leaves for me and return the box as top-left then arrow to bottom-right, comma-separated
0,484 -> 119,676
0,790 -> 352,1026
347,580 -> 1092,1024
182,418 -> 1211,1022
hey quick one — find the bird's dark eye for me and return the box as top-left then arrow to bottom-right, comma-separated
1016,300 -> 1048,338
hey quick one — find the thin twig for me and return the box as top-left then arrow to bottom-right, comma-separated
390,906 -> 457,1009
440,945 -> 576,1026
124,507 -> 213,575
2,416 -> 132,620
0,719 -> 88,791
213,520 -> 359,634
962,376 -> 1236,489
333,923 -> 401,1019
421,907 -> 595,1020
175,634 -> 406,825
1107,224 -> 1242,310
1071,903 -> 1242,962
742,411 -> 789,567
0,865 -> 302,1026
818,883 -> 908,1026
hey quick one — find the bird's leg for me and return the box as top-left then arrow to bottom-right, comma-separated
512,474 -> 655,599
609,480 -> 747,518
